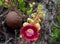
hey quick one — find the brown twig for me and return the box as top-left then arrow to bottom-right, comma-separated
14,29 -> 17,44
0,30 -> 7,43
33,12 -> 40,24
6,0 -> 22,17
4,37 -> 13,44
0,8 -> 10,17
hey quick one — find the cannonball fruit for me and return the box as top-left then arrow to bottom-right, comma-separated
5,11 -> 22,28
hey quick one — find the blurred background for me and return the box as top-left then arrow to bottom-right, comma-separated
0,0 -> 60,44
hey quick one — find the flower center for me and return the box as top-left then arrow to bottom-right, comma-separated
26,29 -> 34,37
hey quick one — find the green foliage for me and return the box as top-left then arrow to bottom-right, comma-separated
26,8 -> 32,14
0,0 -> 4,5
57,13 -> 60,22
13,0 -> 17,5
4,3 -> 10,8
18,0 -> 34,14
50,27 -> 60,42
50,13 -> 60,42
18,0 -> 26,12
0,0 -> 33,14
58,0 -> 60,7
15,0 -> 33,14
0,0 -> 10,8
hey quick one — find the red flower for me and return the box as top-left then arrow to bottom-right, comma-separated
20,24 -> 39,41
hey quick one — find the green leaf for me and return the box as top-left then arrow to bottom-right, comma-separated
19,6 -> 26,11
18,0 -> 26,12
4,3 -> 10,8
50,27 -> 60,42
0,0 -> 3,5
18,0 -> 25,7
26,8 -> 32,14
13,0 -> 17,5
53,27 -> 60,37
18,0 -> 24,3
57,13 -> 60,22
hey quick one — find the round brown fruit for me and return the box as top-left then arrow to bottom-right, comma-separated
5,11 -> 22,28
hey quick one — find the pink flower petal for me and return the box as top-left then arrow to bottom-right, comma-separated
20,24 -> 39,41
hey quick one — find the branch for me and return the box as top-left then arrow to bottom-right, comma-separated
52,21 -> 60,28
6,0 -> 22,17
